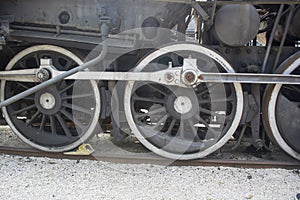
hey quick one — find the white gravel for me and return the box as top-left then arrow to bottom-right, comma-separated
0,154 -> 299,200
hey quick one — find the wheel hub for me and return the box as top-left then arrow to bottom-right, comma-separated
173,96 -> 192,114
165,88 -> 198,120
35,86 -> 62,115
39,93 -> 56,110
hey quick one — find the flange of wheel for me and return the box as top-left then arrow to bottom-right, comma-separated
1,45 -> 100,152
124,43 -> 243,160
263,52 -> 300,160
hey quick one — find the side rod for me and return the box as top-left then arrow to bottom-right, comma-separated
198,72 -> 300,84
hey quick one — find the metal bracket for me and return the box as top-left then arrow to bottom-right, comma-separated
100,87 -> 112,119
240,92 -> 259,125
250,85 -> 263,150
0,15 -> 14,23
192,1 -> 209,21
239,88 -> 263,150
0,36 -> 5,51
0,16 -> 11,50
64,144 -> 94,155
100,16 -> 112,38
0,15 -> 14,36
0,15 -> 14,50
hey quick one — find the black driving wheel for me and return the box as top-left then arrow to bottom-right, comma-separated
1,45 -> 100,152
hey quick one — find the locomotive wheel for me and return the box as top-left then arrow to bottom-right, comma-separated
124,43 -> 243,160
263,52 -> 300,160
1,45 -> 100,152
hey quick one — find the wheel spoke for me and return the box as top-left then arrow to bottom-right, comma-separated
59,83 -> 74,94
62,102 -> 93,115
16,82 -> 30,90
132,94 -> 165,104
39,114 -> 46,132
61,93 -> 94,100
18,61 -> 26,69
50,116 -> 57,135
146,83 -> 168,96
13,104 -> 36,115
60,109 -> 86,130
26,110 -> 41,126
197,87 -> 209,97
282,85 -> 300,93
165,118 -> 176,135
203,59 -> 215,70
198,97 -> 233,104
196,83 -> 219,97
151,114 -> 169,130
33,53 -> 40,66
56,113 -> 73,137
179,120 -> 185,139
64,59 -> 73,70
188,119 -> 200,140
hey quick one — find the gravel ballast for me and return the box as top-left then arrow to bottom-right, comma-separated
0,154 -> 299,200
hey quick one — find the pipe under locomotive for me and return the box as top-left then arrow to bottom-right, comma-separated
0,0 -> 299,160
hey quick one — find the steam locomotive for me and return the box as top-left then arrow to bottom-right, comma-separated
0,0 -> 299,160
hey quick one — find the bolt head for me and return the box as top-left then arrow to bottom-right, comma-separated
185,72 -> 196,83
165,72 -> 174,82
182,70 -> 198,86
36,68 -> 50,82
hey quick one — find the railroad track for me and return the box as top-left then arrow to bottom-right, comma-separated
1,146 -> 299,169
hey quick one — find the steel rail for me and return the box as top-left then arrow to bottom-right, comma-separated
0,146 -> 299,169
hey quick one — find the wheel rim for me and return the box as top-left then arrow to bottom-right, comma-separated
1,45 -> 100,152
264,52 -> 300,160
124,43 -> 243,160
